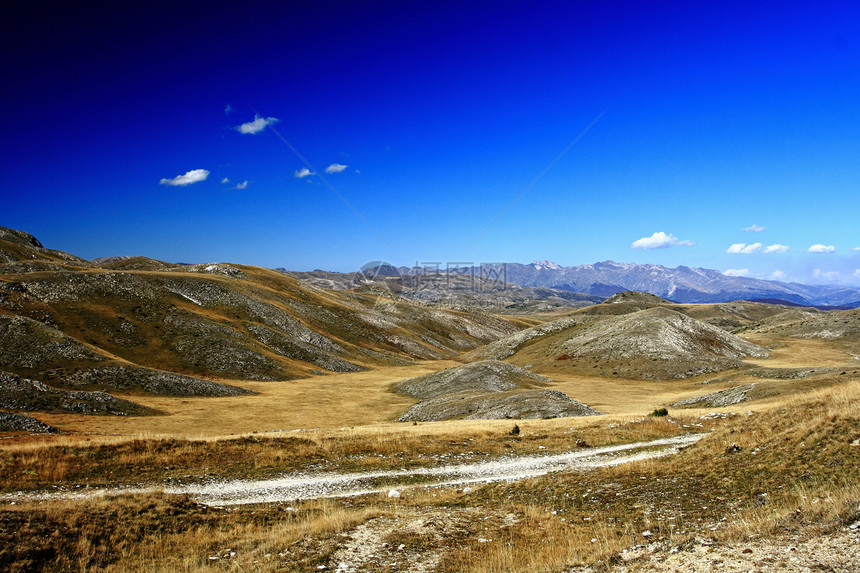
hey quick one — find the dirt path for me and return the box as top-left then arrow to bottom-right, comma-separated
1,434 -> 703,507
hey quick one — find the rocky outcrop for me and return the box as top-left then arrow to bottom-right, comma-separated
56,366 -> 252,397
394,361 -> 600,422
0,371 -> 160,416
0,315 -> 105,369
395,360 -> 552,399
398,388 -> 600,422
0,411 -> 58,433
672,384 -> 757,408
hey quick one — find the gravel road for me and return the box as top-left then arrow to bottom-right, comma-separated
1,433 -> 702,507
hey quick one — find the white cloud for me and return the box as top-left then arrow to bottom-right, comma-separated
854,269 -> 860,279
631,231 -> 693,250
723,268 -> 750,277
235,180 -> 248,190
727,242 -> 763,254
159,168 -> 209,186
224,104 -> 233,115
808,244 -> 835,253
852,247 -> 860,252
770,270 -> 787,280
221,177 -> 230,184
742,224 -> 765,232
294,168 -> 314,179
813,269 -> 840,280
763,244 -> 790,254
236,114 -> 279,135
325,163 -> 348,174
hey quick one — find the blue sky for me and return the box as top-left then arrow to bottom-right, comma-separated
1,1 -> 858,285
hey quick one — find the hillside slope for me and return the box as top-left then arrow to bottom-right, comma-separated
468,298 -> 772,379
0,227 -> 520,402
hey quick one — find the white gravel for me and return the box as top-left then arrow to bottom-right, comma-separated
0,434 -> 702,507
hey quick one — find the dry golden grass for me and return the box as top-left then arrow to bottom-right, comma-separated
3,327 -> 859,571
744,335 -> 858,368
32,361 -> 459,437
0,493 -> 382,573
3,376 -> 858,572
432,377 -> 860,572
16,332 -> 853,440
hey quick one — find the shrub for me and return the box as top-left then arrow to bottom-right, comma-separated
651,408 -> 669,417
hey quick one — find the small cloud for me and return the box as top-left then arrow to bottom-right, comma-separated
813,269 -> 840,280
770,270 -> 787,280
325,163 -> 348,174
764,244 -> 790,254
159,168 -> 209,186
294,167 -> 314,179
742,224 -> 765,232
723,268 -> 750,277
852,247 -> 860,252
854,269 -> 860,279
224,104 -> 233,115
631,231 -> 693,250
235,180 -> 248,190
221,177 -> 230,184
236,114 -> 280,135
727,243 -> 763,254
808,244 -> 835,253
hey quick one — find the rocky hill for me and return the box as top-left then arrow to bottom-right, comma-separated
0,227 -> 91,271
555,307 -> 767,378
740,307 -> 860,352
0,226 -> 522,414
394,360 -> 600,421
470,302 -> 771,379
602,291 -> 673,305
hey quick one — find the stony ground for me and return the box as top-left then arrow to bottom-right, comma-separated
569,524 -> 860,572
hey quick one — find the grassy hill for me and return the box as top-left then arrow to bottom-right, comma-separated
0,227 -> 520,404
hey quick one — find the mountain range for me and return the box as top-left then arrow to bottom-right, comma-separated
414,260 -> 860,308
283,260 -> 860,309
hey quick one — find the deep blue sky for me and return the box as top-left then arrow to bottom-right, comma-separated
2,1 -> 858,284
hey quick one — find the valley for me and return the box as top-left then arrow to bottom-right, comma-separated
1,226 -> 859,572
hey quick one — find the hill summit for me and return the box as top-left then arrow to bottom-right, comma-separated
552,306 -> 769,378
602,291 -> 673,305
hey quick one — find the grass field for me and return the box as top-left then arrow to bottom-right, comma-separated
2,333 -> 859,571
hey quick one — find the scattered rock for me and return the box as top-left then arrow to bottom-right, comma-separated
0,411 -> 58,433
673,384 -> 756,408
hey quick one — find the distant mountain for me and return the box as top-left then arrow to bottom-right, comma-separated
278,267 -> 603,313
469,261 -> 860,308
281,260 -> 860,308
